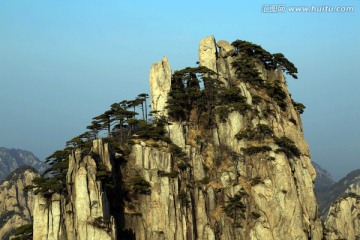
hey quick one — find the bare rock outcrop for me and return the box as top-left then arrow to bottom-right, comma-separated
33,139 -> 115,240
324,194 -> 360,240
149,56 -> 172,116
124,36 -> 323,239
199,35 -> 217,73
0,166 -> 38,240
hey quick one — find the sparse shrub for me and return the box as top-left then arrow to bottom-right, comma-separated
223,189 -> 247,228
12,224 -> 33,240
157,170 -> 179,178
252,95 -> 262,105
242,146 -> 272,155
177,161 -> 191,171
178,191 -> 190,207
130,175 -> 151,195
169,144 -> 187,158
292,100 -> 306,114
274,136 -> 300,158
199,177 -> 210,185
264,80 -> 287,111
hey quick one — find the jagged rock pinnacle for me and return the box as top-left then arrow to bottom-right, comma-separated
149,56 -> 172,117
198,35 -> 217,73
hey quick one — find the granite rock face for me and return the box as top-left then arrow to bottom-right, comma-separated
31,36 -> 360,240
124,36 -> 323,239
149,56 -> 172,116
0,166 -> 38,240
324,194 -> 360,240
33,139 -> 116,240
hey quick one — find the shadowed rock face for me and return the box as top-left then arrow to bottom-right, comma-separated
0,166 -> 39,240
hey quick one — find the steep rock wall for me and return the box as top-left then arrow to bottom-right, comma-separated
123,36 -> 323,239
33,139 -> 116,240
0,167 -> 38,240
324,194 -> 360,240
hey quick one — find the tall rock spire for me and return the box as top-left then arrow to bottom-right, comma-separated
198,35 -> 218,73
149,56 -> 172,117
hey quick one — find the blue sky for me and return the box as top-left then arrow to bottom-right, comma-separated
0,0 -> 359,180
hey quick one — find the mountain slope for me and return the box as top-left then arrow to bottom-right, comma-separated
0,166 -> 39,240
313,161 -> 334,191
32,36 -> 323,240
0,147 -> 46,180
319,169 -> 360,217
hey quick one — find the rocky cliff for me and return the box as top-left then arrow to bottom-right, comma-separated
318,169 -> 360,217
33,139 -> 116,240
320,169 -> 360,239
0,166 -> 39,240
33,36 -> 327,239
122,36 -> 323,239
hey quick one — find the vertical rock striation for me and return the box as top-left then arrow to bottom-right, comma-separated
33,139 -> 116,240
324,194 -> 360,240
0,166 -> 38,240
31,36 -> 360,240
123,36 -> 323,239
149,56 -> 172,116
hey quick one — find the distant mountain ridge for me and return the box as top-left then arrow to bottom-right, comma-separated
313,162 -> 334,191
313,161 -> 360,217
0,147 -> 46,181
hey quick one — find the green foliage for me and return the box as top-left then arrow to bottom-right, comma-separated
252,95 -> 262,105
91,217 -> 112,233
232,40 -> 298,79
178,190 -> 190,207
242,146 -> 272,155
215,88 -> 251,122
157,170 -> 179,178
215,106 -> 230,123
273,53 -> 298,79
231,57 -> 264,87
169,144 -> 187,158
12,224 -> 33,240
235,124 -> 273,141
177,161 -> 191,171
223,190 -> 247,228
292,99 -> 306,114
264,80 -> 288,111
0,210 -> 16,229
130,175 -> 151,195
274,136 -> 301,158
30,148 -> 72,198
134,118 -> 169,142
199,177 -> 210,185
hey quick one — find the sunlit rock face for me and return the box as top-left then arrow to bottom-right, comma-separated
0,166 -> 38,240
33,139 -> 115,240
127,36 -> 323,240
150,56 -> 172,117
32,36 -> 334,240
324,194 -> 360,240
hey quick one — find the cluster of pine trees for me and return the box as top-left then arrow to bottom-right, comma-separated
27,93 -> 170,198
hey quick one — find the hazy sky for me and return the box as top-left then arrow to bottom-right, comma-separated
0,0 -> 359,180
